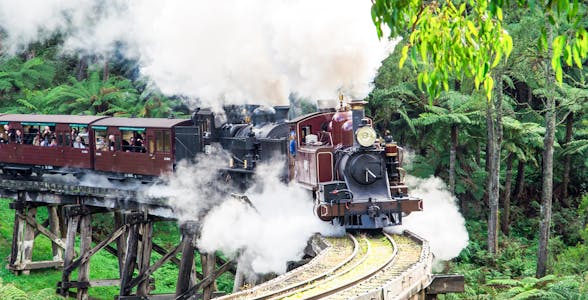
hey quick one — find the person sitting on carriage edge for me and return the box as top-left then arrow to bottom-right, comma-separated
109,134 -> 116,151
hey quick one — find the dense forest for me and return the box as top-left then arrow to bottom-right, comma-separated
0,0 -> 587,299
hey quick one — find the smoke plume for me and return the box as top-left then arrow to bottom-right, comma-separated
387,175 -> 469,261
0,0 -> 396,108
197,160 -> 341,274
146,149 -> 230,223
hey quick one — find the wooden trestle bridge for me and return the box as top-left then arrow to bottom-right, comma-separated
0,178 -> 463,300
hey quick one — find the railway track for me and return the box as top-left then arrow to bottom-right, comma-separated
218,230 -> 431,300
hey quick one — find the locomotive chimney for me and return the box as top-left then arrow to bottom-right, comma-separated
350,99 -> 367,135
273,105 -> 290,123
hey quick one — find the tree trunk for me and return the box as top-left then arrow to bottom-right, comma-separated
537,19 -> 555,279
486,72 -> 503,255
103,58 -> 110,82
76,56 -> 88,81
561,111 -> 573,202
476,142 -> 482,167
449,124 -> 458,193
514,160 -> 526,202
501,154 -> 514,235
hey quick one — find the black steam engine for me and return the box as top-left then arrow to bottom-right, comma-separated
194,98 -> 422,229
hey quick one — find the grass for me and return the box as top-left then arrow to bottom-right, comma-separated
0,198 -> 234,299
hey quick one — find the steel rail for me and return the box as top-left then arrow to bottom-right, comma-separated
216,233 -> 359,300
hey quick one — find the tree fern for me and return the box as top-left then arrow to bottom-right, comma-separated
0,283 -> 28,300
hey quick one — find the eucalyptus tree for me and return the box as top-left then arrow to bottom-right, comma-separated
371,0 -> 588,271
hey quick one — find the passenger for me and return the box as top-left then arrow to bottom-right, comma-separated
41,126 -> 52,144
49,137 -> 58,147
5,125 -> 15,143
122,139 -> 130,152
14,129 -> 23,144
129,137 -> 136,151
96,137 -> 106,151
73,136 -> 85,149
135,138 -> 146,153
0,133 -> 6,144
25,127 -> 37,144
32,134 -> 41,146
79,127 -> 89,139
71,128 -> 79,145
108,134 -> 116,151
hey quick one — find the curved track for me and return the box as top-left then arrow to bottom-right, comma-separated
219,230 -> 431,300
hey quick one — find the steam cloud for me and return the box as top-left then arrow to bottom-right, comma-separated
147,149 -> 230,223
0,0 -> 396,108
148,152 -> 341,275
198,161 -> 341,274
387,175 -> 469,261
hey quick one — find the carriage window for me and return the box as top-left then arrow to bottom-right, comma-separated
155,130 -> 171,153
21,123 -> 54,146
22,125 -> 40,145
119,129 -> 146,153
149,137 -> 155,154
94,129 -> 108,151
70,124 -> 88,147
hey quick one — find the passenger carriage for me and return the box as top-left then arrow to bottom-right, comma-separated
89,117 -> 196,180
0,114 -> 106,177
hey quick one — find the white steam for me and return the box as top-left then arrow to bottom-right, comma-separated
197,161 -> 341,274
0,0 -> 395,108
387,175 -> 469,261
148,152 -> 340,275
147,150 -> 230,223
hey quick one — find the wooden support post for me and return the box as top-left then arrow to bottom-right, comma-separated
119,220 -> 139,296
114,211 -> 127,279
175,222 -> 198,297
232,262 -> 246,292
7,191 -> 38,275
21,206 -> 36,274
8,192 -> 25,274
58,208 -> 81,297
77,213 -> 92,300
48,205 -> 63,262
201,252 -> 216,300
136,221 -> 153,296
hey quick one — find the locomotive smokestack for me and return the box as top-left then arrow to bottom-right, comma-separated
274,105 -> 290,123
350,99 -> 367,137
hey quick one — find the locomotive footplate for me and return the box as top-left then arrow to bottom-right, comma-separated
316,197 -> 423,221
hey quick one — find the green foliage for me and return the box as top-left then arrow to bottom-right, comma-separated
0,282 -> 28,300
372,0 -> 513,99
0,56 -> 56,93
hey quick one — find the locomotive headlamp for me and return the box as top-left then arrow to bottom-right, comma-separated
356,126 -> 377,147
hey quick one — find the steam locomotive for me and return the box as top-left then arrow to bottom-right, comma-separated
197,98 -> 423,229
0,99 -> 421,229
